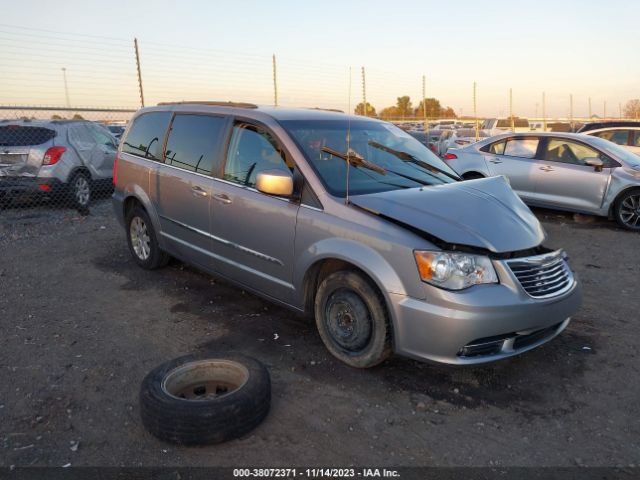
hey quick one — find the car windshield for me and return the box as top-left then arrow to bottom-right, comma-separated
280,119 -> 458,197
587,136 -> 640,167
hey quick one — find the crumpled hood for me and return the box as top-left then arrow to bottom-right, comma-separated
350,176 -> 545,253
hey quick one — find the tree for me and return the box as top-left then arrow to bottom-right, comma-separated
72,113 -> 84,120
379,106 -> 400,120
51,114 -> 64,120
396,96 -> 413,119
623,99 -> 640,119
441,107 -> 457,119
414,98 -> 442,118
354,102 -> 377,117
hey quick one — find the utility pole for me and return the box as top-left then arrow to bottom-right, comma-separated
569,94 -> 574,131
134,38 -> 145,107
422,75 -> 427,126
509,88 -> 514,132
542,92 -> 547,132
61,67 -> 70,108
361,67 -> 367,116
272,54 -> 278,107
474,82 -> 479,141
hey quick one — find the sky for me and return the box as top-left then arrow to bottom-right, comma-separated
1,0 -> 638,117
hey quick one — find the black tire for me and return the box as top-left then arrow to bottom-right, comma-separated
613,189 -> 640,231
126,205 -> 169,269
462,172 -> 484,180
69,171 -> 92,209
139,354 -> 271,445
314,270 -> 392,368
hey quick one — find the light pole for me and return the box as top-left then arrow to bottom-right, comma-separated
61,67 -> 70,108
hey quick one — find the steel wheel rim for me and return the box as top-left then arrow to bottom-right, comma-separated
74,176 -> 90,206
324,288 -> 372,352
130,216 -> 151,260
619,194 -> 640,228
162,360 -> 249,401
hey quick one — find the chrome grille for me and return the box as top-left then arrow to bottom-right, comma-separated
507,250 -> 574,299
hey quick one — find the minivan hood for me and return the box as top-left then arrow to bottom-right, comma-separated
350,176 -> 545,253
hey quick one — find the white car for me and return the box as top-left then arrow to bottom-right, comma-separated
438,128 -> 489,157
581,126 -> 640,155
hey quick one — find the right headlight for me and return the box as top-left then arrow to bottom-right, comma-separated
414,250 -> 498,290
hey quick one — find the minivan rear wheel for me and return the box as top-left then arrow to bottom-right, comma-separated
126,206 -> 169,269
314,270 -> 392,368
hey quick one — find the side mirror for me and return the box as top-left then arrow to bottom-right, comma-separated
256,169 -> 294,197
584,157 -> 604,171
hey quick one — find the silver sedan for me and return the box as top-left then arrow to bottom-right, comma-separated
444,132 -> 640,230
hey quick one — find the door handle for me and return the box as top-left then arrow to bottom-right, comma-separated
539,166 -> 554,172
212,193 -> 232,204
191,186 -> 208,197
489,159 -> 503,164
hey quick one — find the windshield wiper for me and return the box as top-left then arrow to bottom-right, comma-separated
321,146 -> 387,175
367,140 -> 461,181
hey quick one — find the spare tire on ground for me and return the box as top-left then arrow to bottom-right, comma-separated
139,354 -> 271,445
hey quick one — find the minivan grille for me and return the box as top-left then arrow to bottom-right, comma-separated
507,251 -> 574,299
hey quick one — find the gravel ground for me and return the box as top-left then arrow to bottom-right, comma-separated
0,200 -> 638,468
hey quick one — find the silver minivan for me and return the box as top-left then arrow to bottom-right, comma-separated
113,102 -> 581,368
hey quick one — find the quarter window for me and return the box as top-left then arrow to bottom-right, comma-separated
164,114 -> 227,174
122,112 -> 171,161
543,138 -> 614,167
485,140 -> 506,155
631,131 -> 640,147
224,123 -> 293,188
504,138 -> 539,158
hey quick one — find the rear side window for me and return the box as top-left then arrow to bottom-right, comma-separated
504,138 -> 539,158
164,114 -> 227,175
122,112 -> 171,160
633,131 -> 640,147
0,126 -> 56,146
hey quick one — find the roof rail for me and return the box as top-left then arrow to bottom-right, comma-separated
156,101 -> 258,109
305,107 -> 345,113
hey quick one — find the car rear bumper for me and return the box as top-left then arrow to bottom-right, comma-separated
0,176 -> 65,199
387,277 -> 582,365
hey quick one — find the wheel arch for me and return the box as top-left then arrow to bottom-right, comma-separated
121,185 -> 165,249
609,185 -> 640,216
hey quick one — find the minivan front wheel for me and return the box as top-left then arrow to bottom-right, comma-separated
314,270 -> 392,368
126,206 -> 169,269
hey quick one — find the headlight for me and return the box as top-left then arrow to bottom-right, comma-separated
414,250 -> 498,290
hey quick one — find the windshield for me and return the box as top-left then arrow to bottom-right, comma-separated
587,136 -> 640,167
280,119 -> 458,197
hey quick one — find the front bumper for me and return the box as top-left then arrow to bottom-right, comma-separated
387,273 -> 582,365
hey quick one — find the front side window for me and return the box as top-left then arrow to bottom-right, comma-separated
504,138 -> 539,158
164,114 -> 227,175
592,129 -> 629,146
543,138 -> 614,167
88,123 -> 117,149
122,112 -> 171,161
224,123 -> 292,188
281,119 -> 457,197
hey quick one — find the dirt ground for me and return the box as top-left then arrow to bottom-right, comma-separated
0,200 -> 638,468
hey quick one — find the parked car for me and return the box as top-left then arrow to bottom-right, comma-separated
106,124 -> 126,140
480,117 -> 530,135
407,129 -> 442,154
578,123 -> 640,155
437,128 -> 489,156
113,102 -> 580,368
444,132 -> 640,230
0,119 -> 117,208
